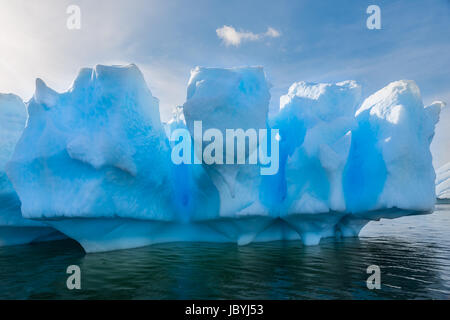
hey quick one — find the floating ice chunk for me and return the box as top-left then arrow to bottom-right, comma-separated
431,100 -> 449,170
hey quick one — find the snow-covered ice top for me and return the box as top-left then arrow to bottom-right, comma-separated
184,66 -> 270,142
280,80 -> 361,122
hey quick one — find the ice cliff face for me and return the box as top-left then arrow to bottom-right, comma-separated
7,65 -> 181,221
2,64 -> 444,252
0,93 -> 26,195
6,64 -> 218,224
345,81 -> 442,212
263,81 -> 361,214
0,94 -> 62,246
183,67 -> 271,218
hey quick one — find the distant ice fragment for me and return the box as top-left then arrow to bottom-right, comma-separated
437,162 -> 450,200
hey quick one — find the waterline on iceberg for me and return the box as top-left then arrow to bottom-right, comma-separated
42,208 -> 429,253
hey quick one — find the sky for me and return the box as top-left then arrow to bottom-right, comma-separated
0,0 -> 449,165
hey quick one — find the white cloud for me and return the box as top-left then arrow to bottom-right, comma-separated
216,25 -> 281,47
265,27 -> 281,38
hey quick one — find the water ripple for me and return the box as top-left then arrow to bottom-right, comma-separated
0,204 -> 449,299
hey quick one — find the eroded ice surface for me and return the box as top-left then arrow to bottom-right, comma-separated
263,80 -> 362,214
0,93 -> 27,197
8,65 -> 193,222
183,67 -> 271,219
4,64 -> 444,252
346,82 -> 441,212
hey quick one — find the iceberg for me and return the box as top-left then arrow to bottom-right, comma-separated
4,64 -> 444,252
436,162 -> 450,200
0,93 -> 63,246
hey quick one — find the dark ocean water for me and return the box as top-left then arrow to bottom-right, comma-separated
0,203 -> 449,300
